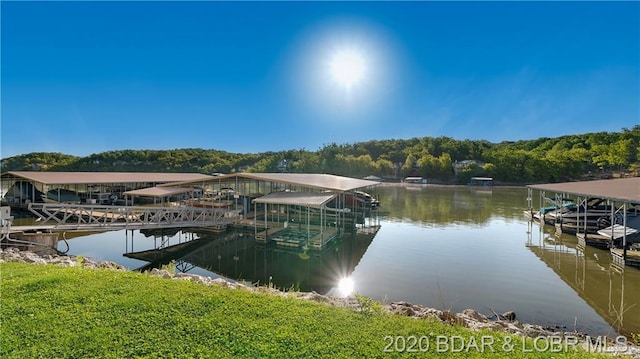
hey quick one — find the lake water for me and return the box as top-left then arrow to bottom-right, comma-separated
55,185 -> 640,337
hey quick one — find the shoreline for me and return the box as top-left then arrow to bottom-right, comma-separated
376,182 -> 526,189
2,247 -> 638,357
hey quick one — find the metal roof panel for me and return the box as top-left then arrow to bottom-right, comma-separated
252,192 -> 336,208
2,171 -> 214,185
123,187 -> 194,197
527,178 -> 640,202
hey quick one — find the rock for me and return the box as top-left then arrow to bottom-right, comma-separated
212,278 -> 232,288
194,276 -> 213,286
503,322 -> 523,335
98,261 -> 120,270
389,301 -> 439,318
83,262 -> 98,269
174,272 -> 201,281
23,254 -> 47,265
522,324 -> 550,337
420,308 -> 444,320
153,269 -> 173,279
389,302 -> 417,316
296,291 -> 331,304
474,322 -> 504,331
439,310 -> 463,325
82,257 -> 97,266
461,309 -> 489,322
501,311 -> 516,321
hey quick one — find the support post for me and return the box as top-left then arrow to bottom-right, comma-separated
623,202 -> 627,263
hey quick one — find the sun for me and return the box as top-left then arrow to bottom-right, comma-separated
337,277 -> 355,297
329,49 -> 366,89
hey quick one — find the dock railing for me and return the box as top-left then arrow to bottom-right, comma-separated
14,203 -> 236,231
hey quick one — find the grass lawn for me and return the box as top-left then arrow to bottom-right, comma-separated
1,262 -> 607,358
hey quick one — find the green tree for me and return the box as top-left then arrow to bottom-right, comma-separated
402,153 -> 417,177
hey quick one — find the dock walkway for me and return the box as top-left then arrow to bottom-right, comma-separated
8,203 -> 236,233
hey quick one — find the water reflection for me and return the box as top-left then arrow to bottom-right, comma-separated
125,228 -> 378,294
375,185 -> 525,226
526,222 -> 640,337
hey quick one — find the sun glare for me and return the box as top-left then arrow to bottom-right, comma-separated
337,277 -> 355,297
329,49 -> 366,89
291,21 -> 398,119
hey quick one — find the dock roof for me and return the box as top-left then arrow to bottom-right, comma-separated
123,187 -> 194,198
527,177 -> 640,203
239,173 -> 379,191
252,192 -> 336,208
230,173 -> 380,192
1,171 -> 214,185
161,173 -> 379,192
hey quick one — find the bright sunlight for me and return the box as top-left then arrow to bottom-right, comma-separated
329,49 -> 366,89
337,277 -> 355,297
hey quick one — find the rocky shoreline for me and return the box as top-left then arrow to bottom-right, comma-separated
2,247 -> 638,357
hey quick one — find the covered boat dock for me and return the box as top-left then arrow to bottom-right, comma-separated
1,171 -> 380,250
1,171 -> 215,207
526,177 -> 640,268
123,186 -> 197,206
159,173 -> 381,249
252,191 -> 338,249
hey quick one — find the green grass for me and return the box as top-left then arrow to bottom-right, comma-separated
1,262 -> 605,358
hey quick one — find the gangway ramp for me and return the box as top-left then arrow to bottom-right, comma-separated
9,203 -> 238,232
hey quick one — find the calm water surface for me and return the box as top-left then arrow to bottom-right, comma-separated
57,185 -> 640,337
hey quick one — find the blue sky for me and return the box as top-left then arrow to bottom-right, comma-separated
2,1 -> 638,158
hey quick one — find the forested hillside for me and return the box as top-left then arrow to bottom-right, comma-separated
2,126 -> 639,184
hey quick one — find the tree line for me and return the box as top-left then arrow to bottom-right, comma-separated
2,126 -> 639,184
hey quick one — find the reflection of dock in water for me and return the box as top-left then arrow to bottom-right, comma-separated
611,247 -> 640,267
526,225 -> 640,336
185,228 -> 378,293
124,238 -> 207,271
124,226 -> 380,294
124,229 -> 239,271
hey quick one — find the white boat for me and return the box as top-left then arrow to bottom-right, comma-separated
597,216 -> 640,246
597,224 -> 639,240
545,198 -> 618,233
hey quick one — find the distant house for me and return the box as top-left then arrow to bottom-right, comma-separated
404,176 -> 427,184
468,177 -> 493,186
453,160 -> 485,175
277,160 -> 288,173
363,175 -> 382,181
